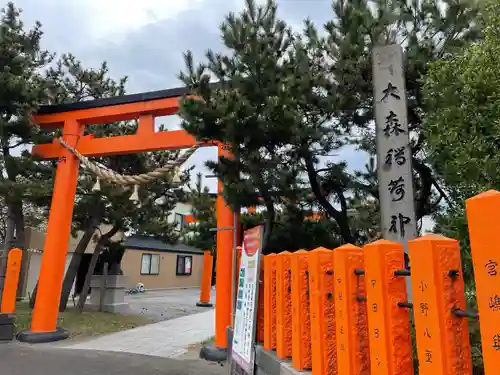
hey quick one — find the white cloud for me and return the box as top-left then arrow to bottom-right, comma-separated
76,0 -> 205,41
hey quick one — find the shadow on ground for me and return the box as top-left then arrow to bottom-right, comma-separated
0,343 -> 226,375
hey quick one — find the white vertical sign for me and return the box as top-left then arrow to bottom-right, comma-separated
373,44 -> 417,255
231,225 -> 263,375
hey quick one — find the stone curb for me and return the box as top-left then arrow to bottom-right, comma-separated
226,327 -> 312,375
255,345 -> 312,375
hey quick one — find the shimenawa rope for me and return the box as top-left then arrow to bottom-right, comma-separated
57,137 -> 199,202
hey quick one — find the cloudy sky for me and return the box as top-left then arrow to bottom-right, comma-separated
12,0 -> 370,194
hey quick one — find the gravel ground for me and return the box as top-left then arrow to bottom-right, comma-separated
125,288 -> 216,322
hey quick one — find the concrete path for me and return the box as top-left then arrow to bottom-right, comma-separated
125,288 -> 216,322
63,309 -> 215,358
0,344 -> 226,375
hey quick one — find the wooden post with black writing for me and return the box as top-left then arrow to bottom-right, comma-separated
291,250 -> 312,371
364,240 -> 413,375
276,251 -> 292,359
334,244 -> 370,375
263,254 -> 277,351
308,247 -> 337,375
409,234 -> 472,375
466,190 -> 500,375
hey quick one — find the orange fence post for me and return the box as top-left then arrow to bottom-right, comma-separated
276,251 -> 292,359
308,247 -> 336,375
196,250 -> 214,308
466,190 -> 500,375
363,240 -> 413,375
409,234 -> 472,375
264,254 -> 277,351
0,248 -> 22,314
257,261 -> 265,343
291,250 -> 312,371
334,244 -> 370,375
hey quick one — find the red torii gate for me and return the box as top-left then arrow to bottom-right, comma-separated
17,87 -> 237,353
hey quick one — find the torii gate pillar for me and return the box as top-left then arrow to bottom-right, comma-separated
213,143 -> 235,349
17,119 -> 83,343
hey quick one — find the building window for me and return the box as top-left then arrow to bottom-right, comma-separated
141,253 -> 160,275
174,213 -> 185,232
176,255 -> 192,276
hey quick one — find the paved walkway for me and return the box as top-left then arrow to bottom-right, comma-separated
0,344 -> 226,375
63,309 -> 215,358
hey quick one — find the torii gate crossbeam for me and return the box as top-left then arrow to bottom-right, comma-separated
17,87 -> 236,351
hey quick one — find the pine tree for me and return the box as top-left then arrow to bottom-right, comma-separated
178,0 -> 481,246
72,144 -> 187,310
424,1 -> 499,200
423,0 -> 500,288
178,0 -> 343,245
184,173 -> 217,251
0,2 -> 59,296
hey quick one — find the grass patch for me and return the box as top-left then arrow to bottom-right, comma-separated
200,336 -> 215,345
14,302 -> 153,341
187,336 -> 215,349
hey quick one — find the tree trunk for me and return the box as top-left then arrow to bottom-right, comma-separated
303,152 -> 355,244
77,225 -> 120,312
29,221 -> 99,310
262,196 -> 275,253
0,208 -> 16,300
29,282 -> 37,308
59,223 -> 98,312
77,244 -> 102,312
13,203 -> 25,250
412,157 -> 434,220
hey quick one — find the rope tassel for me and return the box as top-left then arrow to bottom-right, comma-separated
92,177 -> 101,192
129,184 -> 140,203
